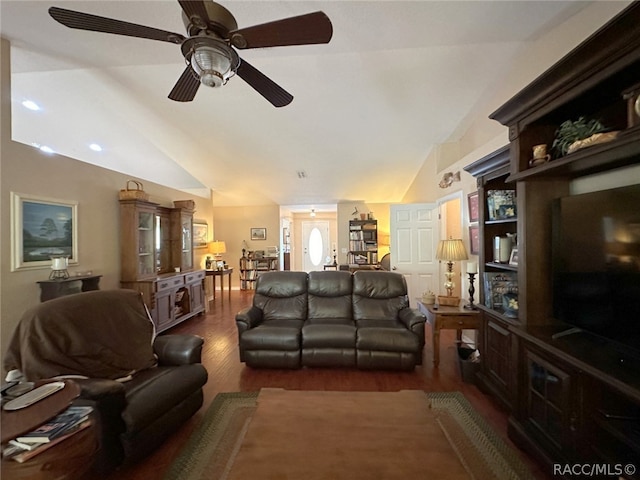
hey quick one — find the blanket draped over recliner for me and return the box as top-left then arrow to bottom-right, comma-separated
4,289 -> 157,381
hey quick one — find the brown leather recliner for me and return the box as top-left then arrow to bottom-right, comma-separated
3,289 -> 208,473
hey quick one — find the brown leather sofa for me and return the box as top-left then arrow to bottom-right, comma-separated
3,289 -> 208,473
236,270 -> 426,370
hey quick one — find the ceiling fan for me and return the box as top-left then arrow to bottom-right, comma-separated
48,1 -> 333,107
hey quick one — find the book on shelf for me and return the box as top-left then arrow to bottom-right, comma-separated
483,272 -> 518,309
15,405 -> 93,444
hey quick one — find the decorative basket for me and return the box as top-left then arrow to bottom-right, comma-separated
119,180 -> 149,201
437,295 -> 460,307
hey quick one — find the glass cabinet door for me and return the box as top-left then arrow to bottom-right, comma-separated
181,214 -> 193,270
137,210 -> 156,277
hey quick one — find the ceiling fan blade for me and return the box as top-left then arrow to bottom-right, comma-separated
178,1 -> 211,25
168,66 -> 201,102
236,59 -> 293,108
229,12 -> 332,49
48,7 -> 185,44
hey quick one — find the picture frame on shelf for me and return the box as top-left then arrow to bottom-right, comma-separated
509,247 -> 519,266
193,222 -> 208,248
10,192 -> 78,271
251,227 -> 266,241
467,191 -> 479,223
469,225 -> 480,255
487,190 -> 516,221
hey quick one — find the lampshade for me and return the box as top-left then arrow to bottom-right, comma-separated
208,241 -> 227,255
435,239 -> 469,262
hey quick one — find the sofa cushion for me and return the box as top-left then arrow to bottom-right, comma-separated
357,326 -> 420,353
352,271 -> 409,321
308,271 -> 353,320
241,324 -> 302,351
254,272 -> 308,322
302,324 -> 356,348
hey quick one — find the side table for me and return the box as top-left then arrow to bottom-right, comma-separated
1,380 -> 98,479
418,302 -> 480,367
206,268 -> 233,300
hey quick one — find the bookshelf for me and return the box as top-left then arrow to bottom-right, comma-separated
348,220 -> 378,266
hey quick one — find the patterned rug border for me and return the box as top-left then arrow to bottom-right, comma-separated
164,391 -> 534,480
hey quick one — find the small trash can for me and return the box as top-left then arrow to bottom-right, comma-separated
457,343 -> 480,384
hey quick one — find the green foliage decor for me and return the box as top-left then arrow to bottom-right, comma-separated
552,116 -> 606,157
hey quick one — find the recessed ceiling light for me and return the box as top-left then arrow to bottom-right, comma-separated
22,100 -> 41,111
39,145 -> 54,154
89,143 -> 103,152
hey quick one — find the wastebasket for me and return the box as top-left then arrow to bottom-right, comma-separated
457,343 -> 480,384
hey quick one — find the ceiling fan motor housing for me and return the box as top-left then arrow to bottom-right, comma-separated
181,1 -> 237,37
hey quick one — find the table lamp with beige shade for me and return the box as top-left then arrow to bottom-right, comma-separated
206,240 -> 227,270
435,238 -> 468,306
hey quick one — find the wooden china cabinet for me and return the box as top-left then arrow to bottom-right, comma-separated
466,4 -> 640,477
119,199 -> 205,333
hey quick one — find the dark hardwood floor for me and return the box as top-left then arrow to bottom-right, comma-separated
109,289 -> 550,479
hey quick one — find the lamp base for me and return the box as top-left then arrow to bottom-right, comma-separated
437,295 -> 460,307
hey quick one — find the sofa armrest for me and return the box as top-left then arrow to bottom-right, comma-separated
235,306 -> 264,334
153,334 -> 204,366
398,308 -> 426,332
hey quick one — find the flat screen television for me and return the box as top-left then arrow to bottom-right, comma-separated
552,183 -> 640,352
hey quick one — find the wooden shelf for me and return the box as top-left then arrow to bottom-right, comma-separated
507,128 -> 640,182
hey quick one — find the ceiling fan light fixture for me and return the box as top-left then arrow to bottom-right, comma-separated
191,45 -> 232,87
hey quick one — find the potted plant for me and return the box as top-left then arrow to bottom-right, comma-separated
552,116 -> 610,157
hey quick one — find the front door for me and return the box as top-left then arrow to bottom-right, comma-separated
390,203 -> 438,303
302,221 -> 330,272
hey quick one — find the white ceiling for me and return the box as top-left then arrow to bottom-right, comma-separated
1,1 -> 592,210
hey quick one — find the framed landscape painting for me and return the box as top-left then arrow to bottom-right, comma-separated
11,192 -> 78,271
193,222 -> 208,248
251,228 -> 266,241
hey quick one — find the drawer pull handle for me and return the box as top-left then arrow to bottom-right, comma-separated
160,283 -> 168,288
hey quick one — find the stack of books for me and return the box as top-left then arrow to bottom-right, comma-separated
2,405 -> 93,463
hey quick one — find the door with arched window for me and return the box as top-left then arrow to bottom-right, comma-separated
302,221 -> 330,272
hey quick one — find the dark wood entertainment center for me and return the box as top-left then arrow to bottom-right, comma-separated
465,3 -> 640,477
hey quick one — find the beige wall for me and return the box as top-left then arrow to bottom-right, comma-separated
0,39 -> 214,363
212,205 -> 280,286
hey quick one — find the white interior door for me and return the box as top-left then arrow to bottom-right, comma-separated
302,221 -> 330,272
390,203 -> 438,304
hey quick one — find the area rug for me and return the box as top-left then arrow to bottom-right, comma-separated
164,389 -> 534,480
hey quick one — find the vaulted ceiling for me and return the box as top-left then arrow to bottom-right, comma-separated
2,1 -> 594,209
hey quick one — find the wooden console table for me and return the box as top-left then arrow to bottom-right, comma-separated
418,302 -> 479,367
206,268 -> 233,300
36,275 -> 102,302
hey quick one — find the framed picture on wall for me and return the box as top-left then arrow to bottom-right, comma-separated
193,222 -> 208,248
251,227 -> 266,241
11,192 -> 78,271
469,225 -> 480,255
467,191 -> 479,223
